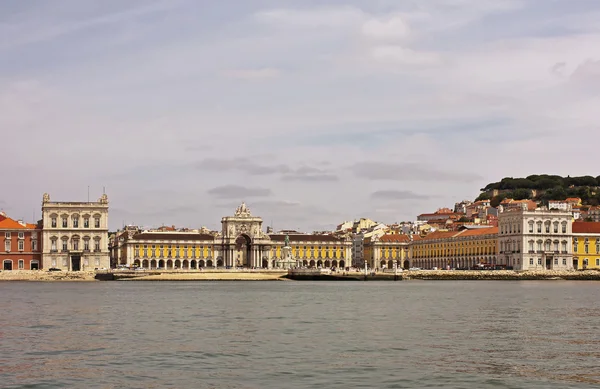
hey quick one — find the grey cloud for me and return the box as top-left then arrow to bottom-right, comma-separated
352,162 -> 482,182
281,166 -> 339,182
195,157 -> 290,175
207,185 -> 272,199
371,190 -> 430,200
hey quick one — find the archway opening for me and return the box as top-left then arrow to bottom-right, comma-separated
403,260 -> 410,270
207,259 -> 213,267
199,260 -> 205,268
31,260 -> 39,270
309,260 -> 316,268
324,260 -> 331,268
142,260 -> 149,268
190,260 -> 197,269
339,260 -> 345,269
182,260 -> 189,269
150,260 -> 157,269
166,260 -> 173,269
158,259 -> 165,269
217,259 -> 223,267
302,260 -> 308,267
317,260 -> 323,268
235,234 -> 252,267
332,260 -> 338,268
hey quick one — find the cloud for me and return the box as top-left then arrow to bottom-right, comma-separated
361,14 -> 410,41
221,68 -> 281,80
371,190 -> 430,200
370,45 -> 440,65
195,157 -> 290,175
281,166 -> 339,182
352,162 -> 482,182
207,185 -> 272,199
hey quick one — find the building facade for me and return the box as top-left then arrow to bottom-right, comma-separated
363,234 -> 410,270
41,193 -> 110,271
0,212 -> 42,270
498,207 -> 573,270
113,203 -> 353,269
572,222 -> 600,270
410,227 -> 498,270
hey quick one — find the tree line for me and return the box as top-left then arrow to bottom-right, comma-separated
476,175 -> 600,207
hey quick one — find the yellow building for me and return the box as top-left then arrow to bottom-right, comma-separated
270,233 -> 352,269
363,234 -> 410,270
410,227 -> 498,269
110,203 -> 353,269
572,222 -> 600,269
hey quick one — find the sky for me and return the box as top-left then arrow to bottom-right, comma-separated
2,0 -> 600,232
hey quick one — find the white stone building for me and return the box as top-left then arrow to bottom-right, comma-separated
498,206 -> 573,270
41,193 -> 110,271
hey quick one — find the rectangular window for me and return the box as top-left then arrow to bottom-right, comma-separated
51,241 -> 57,251
73,241 -> 79,251
585,245 -> 589,254
73,218 -> 79,228
84,218 -> 89,228
554,225 -> 558,233
32,240 -> 37,251
562,225 -> 567,233
84,240 -> 90,251
4,232 -> 10,239
597,259 -> 600,266
51,217 -> 57,228
18,240 -> 24,251
62,241 -> 68,251
5,241 -> 10,251
18,232 -> 24,239
563,259 -> 567,266
546,225 -> 550,233
18,260 -> 24,269
94,218 -> 100,228
538,258 -> 542,265
529,258 -> 534,265
554,258 -> 558,265
529,224 -> 533,233
94,241 -> 100,251
62,218 -> 68,228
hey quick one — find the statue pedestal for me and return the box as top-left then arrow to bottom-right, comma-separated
277,245 -> 296,269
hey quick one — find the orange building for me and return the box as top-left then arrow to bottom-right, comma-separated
0,211 -> 42,270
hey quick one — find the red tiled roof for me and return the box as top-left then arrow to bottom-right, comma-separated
0,214 -> 38,230
572,222 -> 600,234
269,234 -> 343,242
379,234 -> 410,243
132,232 -> 215,241
418,231 -> 459,241
458,227 -> 498,237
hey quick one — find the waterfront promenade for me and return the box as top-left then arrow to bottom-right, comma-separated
2,269 -> 600,281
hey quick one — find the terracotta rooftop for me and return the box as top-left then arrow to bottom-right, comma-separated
418,231 -> 459,241
0,213 -> 39,230
572,222 -> 600,234
269,234 -> 343,242
379,234 -> 411,243
457,226 -> 498,237
132,232 -> 215,241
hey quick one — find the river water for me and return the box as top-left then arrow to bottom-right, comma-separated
1,281 -> 599,388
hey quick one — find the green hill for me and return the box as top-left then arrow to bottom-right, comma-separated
476,175 -> 600,207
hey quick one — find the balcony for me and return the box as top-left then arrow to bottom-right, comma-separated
50,249 -> 58,253
94,249 -> 101,253
528,250 -> 535,253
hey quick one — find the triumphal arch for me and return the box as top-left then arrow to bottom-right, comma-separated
219,202 -> 274,268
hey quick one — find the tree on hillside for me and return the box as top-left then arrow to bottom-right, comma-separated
476,192 -> 491,201
491,194 -> 507,208
512,188 -> 532,200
